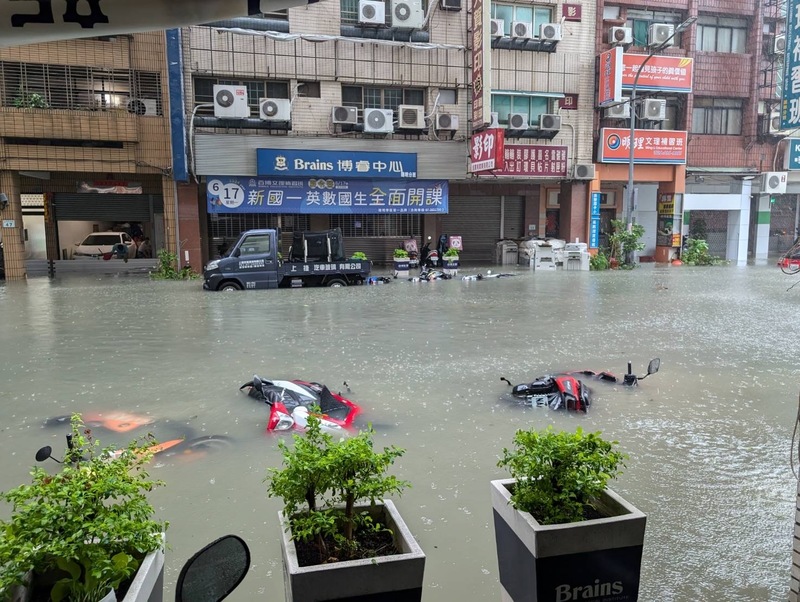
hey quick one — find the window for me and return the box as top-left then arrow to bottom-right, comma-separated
254,9 -> 288,20
341,86 -> 425,112
239,234 -> 272,256
297,81 -> 321,98
491,3 -> 552,37
194,77 -> 289,113
491,93 -> 551,125
696,17 -> 747,53
625,10 -> 683,47
691,98 -> 743,135
438,89 -> 457,105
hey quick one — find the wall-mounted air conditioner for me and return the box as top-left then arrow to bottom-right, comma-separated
331,105 -> 358,125
649,23 -> 674,47
508,113 -> 529,129
539,114 -> 561,131
391,0 -> 424,29
609,26 -> 632,45
511,21 -> 532,39
573,164 -> 596,180
490,19 -> 505,37
774,34 -> 786,54
488,112 -> 501,128
126,98 -> 158,116
763,171 -> 787,194
769,110 -> 784,134
359,0 -> 385,25
540,23 -> 562,41
436,113 -> 459,130
398,104 -> 425,129
213,84 -> 249,118
259,98 -> 291,121
605,99 -> 630,119
643,98 -> 667,121
363,108 -> 394,133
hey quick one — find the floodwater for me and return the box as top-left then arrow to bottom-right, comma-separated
1,263 -> 799,601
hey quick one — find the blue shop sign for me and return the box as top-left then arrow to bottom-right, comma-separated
785,138 -> 800,170
256,149 -> 418,179
207,176 -> 448,214
783,0 -> 800,130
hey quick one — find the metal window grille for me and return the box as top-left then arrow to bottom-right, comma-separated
342,85 -> 426,115
330,214 -> 421,237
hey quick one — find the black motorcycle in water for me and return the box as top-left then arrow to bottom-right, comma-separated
420,236 -> 439,268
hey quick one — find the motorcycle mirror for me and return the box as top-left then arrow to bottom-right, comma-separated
252,375 -> 263,393
175,534 -> 250,602
647,358 -> 661,375
35,445 -> 62,464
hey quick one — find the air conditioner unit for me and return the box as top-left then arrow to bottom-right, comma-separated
488,112 -> 501,128
363,108 -> 394,133
398,104 -> 425,129
490,19 -> 505,37
508,113 -> 529,129
126,98 -> 158,116
605,99 -> 630,119
539,114 -> 561,131
391,0 -> 424,29
763,171 -> 787,194
539,23 -> 562,41
213,84 -> 249,119
259,98 -> 291,121
774,34 -> 786,54
511,21 -> 532,39
643,98 -> 667,121
573,164 -> 596,180
609,26 -> 632,45
439,0 -> 461,11
331,105 -> 358,125
359,0 -> 385,25
769,110 -> 784,134
649,23 -> 674,47
436,113 -> 459,131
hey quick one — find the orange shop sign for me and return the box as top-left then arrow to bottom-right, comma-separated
598,128 -> 687,164
622,54 -> 694,93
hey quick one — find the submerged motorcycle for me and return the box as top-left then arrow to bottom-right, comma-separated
239,375 -> 361,434
501,358 -> 660,412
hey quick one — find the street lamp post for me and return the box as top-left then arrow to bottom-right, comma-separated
625,16 -> 697,264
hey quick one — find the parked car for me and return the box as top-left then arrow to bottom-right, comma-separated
73,231 -> 135,259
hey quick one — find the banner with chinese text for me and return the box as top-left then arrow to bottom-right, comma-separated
471,0 -> 492,127
622,54 -> 694,93
597,47 -> 623,107
470,129 -> 505,172
256,149 -> 417,179
783,0 -> 800,129
477,145 -> 569,177
207,177 -> 448,214
598,129 -> 687,164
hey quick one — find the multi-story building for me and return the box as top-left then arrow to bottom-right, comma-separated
0,32 -> 176,279
176,0 -> 598,266
593,0 -> 789,264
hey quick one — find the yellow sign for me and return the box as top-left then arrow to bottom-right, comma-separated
672,233 -> 681,248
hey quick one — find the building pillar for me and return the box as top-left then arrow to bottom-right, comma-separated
161,177 -> 179,266
0,171 -> 27,280
559,180 -> 588,244
753,193 -> 772,265
175,181 -> 202,269
43,193 -> 59,261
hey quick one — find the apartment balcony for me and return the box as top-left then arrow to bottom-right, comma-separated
0,107 -> 140,142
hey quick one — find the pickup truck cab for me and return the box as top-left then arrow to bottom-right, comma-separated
203,228 -> 371,291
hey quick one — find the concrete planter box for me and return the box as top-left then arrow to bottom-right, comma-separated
491,479 -> 646,602
280,500 -> 425,602
393,258 -> 410,278
442,255 -> 459,276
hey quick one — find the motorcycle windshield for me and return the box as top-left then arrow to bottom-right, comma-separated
317,387 -> 351,421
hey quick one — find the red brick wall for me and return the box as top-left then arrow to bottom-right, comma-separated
687,136 -> 775,170
693,54 -> 752,99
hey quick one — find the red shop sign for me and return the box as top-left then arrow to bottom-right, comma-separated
470,129 -> 505,172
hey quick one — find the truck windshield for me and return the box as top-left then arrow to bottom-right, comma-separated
239,234 -> 271,256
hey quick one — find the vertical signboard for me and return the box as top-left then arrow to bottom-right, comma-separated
783,0 -> 800,130
470,129 -> 505,172
590,192 -> 601,249
597,47 -> 623,107
472,0 -> 492,128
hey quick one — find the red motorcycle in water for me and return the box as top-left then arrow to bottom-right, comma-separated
501,358 -> 660,412
239,376 -> 362,434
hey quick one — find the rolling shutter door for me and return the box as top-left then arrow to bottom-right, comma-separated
54,194 -> 163,221
442,196 -> 502,263
503,196 -> 525,239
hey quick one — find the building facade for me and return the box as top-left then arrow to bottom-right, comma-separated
0,32 -> 176,279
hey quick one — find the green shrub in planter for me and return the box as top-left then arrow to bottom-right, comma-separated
497,426 -> 627,525
443,247 -> 459,258
393,248 -> 409,259
0,414 -> 167,602
350,251 -> 368,261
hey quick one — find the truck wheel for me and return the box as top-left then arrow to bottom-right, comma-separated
327,278 -> 347,288
219,281 -> 242,291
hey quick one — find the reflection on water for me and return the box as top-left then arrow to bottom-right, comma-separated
0,265 -> 799,601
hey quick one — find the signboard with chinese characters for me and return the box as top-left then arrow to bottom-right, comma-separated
256,149 -> 417,179
597,47 -> 623,107
559,94 -> 579,110
657,193 -> 682,247
562,4 -> 582,21
207,177 -> 448,214
471,0 -> 492,127
622,54 -> 694,93
78,181 -> 143,194
590,192 -> 601,249
783,138 -> 800,170
469,129 -> 505,172
0,0 -> 315,49
477,145 -> 568,177
598,128 -> 687,164
783,0 -> 800,130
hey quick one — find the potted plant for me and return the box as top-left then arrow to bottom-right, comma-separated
442,246 -> 460,275
350,251 -> 368,261
393,248 -> 410,278
491,426 -> 646,602
608,219 -> 645,268
266,413 -> 425,601
0,414 -> 167,602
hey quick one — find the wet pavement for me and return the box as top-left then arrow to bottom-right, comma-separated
0,263 -> 798,601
